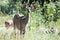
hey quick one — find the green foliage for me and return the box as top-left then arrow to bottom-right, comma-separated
0,0 -> 60,27
0,0 -> 22,14
30,2 -> 60,27
40,2 -> 60,26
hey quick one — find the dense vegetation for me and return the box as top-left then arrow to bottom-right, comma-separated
0,0 -> 60,27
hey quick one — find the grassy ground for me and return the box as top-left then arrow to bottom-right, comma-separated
0,15 -> 60,40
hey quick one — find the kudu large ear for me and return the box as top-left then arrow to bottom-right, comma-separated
23,3 -> 31,13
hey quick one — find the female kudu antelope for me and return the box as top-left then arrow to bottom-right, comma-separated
13,4 -> 31,36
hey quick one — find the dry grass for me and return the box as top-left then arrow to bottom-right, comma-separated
0,15 -> 60,40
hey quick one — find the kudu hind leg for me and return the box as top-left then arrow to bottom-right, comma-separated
23,29 -> 25,35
